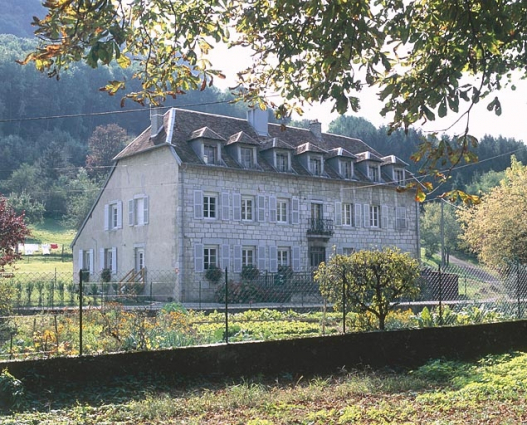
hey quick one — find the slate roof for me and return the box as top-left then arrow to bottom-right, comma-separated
114,108 -> 410,185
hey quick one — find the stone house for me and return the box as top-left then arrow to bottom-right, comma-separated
71,108 -> 420,301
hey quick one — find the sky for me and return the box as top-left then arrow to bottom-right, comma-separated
208,45 -> 527,144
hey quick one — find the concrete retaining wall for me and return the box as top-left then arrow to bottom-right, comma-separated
3,320 -> 527,384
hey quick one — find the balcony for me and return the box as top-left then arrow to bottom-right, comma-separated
307,218 -> 334,240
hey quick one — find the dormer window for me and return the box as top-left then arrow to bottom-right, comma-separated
203,144 -> 218,164
240,147 -> 254,168
341,160 -> 353,179
310,156 -> 323,176
276,152 -> 289,171
368,165 -> 380,182
394,168 -> 405,185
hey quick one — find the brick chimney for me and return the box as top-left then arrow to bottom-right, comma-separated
309,120 -> 322,140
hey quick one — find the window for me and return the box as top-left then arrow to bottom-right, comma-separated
277,199 -> 288,223
277,248 -> 290,267
368,165 -> 379,182
204,247 -> 218,269
242,248 -> 255,267
241,196 -> 253,221
309,247 -> 325,268
80,249 -> 93,273
135,248 -> 145,272
396,206 -> 407,229
240,147 -> 254,168
370,205 -> 380,227
342,203 -> 354,226
310,157 -> 322,175
394,169 -> 405,185
204,194 -> 217,219
104,201 -> 122,230
203,144 -> 217,164
276,152 -> 288,171
343,247 -> 354,256
128,196 -> 149,226
341,160 -> 353,179
101,247 -> 117,274
311,202 -> 323,220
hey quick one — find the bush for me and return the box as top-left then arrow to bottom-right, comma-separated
0,369 -> 26,412
205,265 -> 223,284
214,281 -> 262,303
241,265 -> 260,281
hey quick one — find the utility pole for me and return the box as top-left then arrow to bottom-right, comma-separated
440,200 -> 445,267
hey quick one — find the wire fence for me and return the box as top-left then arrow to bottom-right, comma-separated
1,260 -> 526,361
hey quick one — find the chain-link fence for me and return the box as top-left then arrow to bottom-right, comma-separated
1,261 -> 526,360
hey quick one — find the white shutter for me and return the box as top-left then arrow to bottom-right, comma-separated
335,201 -> 342,226
194,244 -> 204,272
234,245 -> 242,273
381,205 -> 389,229
194,190 -> 203,219
354,203 -> 362,228
221,192 -> 230,220
143,197 -> 149,224
291,197 -> 299,224
221,244 -> 230,270
99,248 -> 105,271
269,195 -> 277,223
269,246 -> 278,273
363,204 -> 370,228
233,193 -> 241,221
78,250 -> 84,270
258,195 -> 266,222
292,246 -> 301,271
88,249 -> 94,274
128,199 -> 134,226
258,245 -> 266,271
104,204 -> 109,230
116,201 -> 123,229
111,247 -> 117,274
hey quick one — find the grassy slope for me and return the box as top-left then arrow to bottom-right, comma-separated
7,218 -> 75,273
2,352 -> 527,424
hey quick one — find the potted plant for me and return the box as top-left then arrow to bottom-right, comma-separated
205,265 -> 223,284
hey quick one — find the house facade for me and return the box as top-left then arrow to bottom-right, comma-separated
72,108 -> 420,301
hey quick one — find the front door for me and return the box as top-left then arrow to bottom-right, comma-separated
135,248 -> 145,272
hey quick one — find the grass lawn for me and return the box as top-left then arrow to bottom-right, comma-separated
6,218 -> 74,274
2,352 -> 527,424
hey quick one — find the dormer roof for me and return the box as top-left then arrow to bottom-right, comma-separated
260,137 -> 295,151
326,147 -> 357,160
381,155 -> 409,166
296,142 -> 327,155
226,131 -> 260,146
355,151 -> 383,163
188,126 -> 226,142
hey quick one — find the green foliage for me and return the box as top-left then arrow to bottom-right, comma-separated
420,201 -> 461,261
0,369 -> 26,412
241,265 -> 260,282
205,265 -> 223,284
316,248 -> 421,330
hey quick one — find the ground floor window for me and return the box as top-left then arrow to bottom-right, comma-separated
309,246 -> 326,268
204,247 -> 218,269
242,248 -> 254,267
277,248 -> 290,267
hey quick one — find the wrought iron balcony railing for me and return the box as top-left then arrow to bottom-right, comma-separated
307,218 -> 334,236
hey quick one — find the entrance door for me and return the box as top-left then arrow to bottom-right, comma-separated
135,248 -> 145,272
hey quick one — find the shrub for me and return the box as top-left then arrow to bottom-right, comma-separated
241,265 -> 260,282
0,369 -> 26,412
214,281 -> 263,303
205,265 -> 223,284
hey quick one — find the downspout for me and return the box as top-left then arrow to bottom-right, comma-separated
416,200 -> 421,263
179,167 -> 186,301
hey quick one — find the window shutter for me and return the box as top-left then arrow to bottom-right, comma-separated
104,204 -> 109,230
88,249 -> 94,274
221,244 -> 230,270
194,190 -> 203,219
354,203 -> 362,228
258,245 -> 266,271
194,244 -> 204,272
143,197 -> 149,224
78,250 -> 84,270
292,246 -> 300,271
381,205 -> 389,229
128,199 -> 134,226
99,248 -> 105,271
258,195 -> 266,222
291,197 -> 299,224
111,247 -> 117,274
335,201 -> 342,226
221,192 -> 230,220
269,195 -> 277,223
116,201 -> 123,229
233,193 -> 241,221
234,245 -> 242,273
269,246 -> 278,273
363,204 -> 370,228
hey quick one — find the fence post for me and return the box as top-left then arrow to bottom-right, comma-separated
517,260 -> 521,319
341,259 -> 346,334
199,279 -> 202,310
79,270 -> 83,356
224,267 -> 229,344
438,264 -> 443,326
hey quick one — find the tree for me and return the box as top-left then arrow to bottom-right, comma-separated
315,248 -> 420,330
420,201 -> 462,263
22,1 -> 527,198
0,196 -> 30,271
458,156 -> 527,267
7,192 -> 45,225
86,124 -> 129,180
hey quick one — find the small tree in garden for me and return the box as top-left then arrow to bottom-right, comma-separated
0,195 -> 30,272
316,247 -> 421,330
